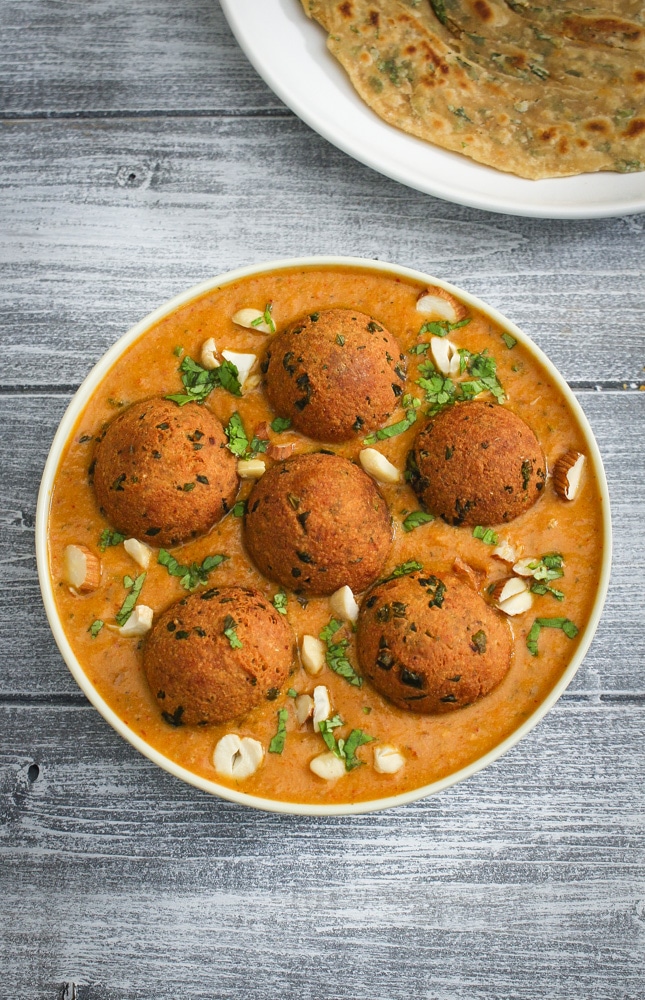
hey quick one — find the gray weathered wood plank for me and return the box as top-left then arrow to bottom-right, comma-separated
1,701 -> 643,999
0,0 -> 284,115
0,119 -> 644,387
1,390 -> 641,697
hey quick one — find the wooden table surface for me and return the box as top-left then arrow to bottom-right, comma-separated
1,2 -> 644,997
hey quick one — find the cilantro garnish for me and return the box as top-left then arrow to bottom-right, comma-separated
173,345 -> 184,357
381,560 -> 423,582
250,302 -> 276,334
88,619 -> 104,638
98,528 -> 125,552
231,500 -> 247,517
530,581 -> 565,601
458,350 -> 505,401
416,372 -> 458,415
319,619 -> 362,687
501,333 -> 517,349
473,526 -> 499,545
115,572 -> 146,627
526,617 -> 579,656
287,688 -> 298,698
402,510 -> 435,532
270,416 -> 291,433
224,412 -> 249,457
158,549 -> 228,591
223,614 -> 242,649
418,317 -> 471,339
363,395 -> 420,445
318,715 -> 344,754
317,716 -> 374,770
166,355 -> 241,406
224,413 -> 268,458
268,707 -> 289,754
273,590 -> 288,615
409,343 -> 431,355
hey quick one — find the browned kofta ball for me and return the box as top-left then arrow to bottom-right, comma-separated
357,572 -> 512,714
143,586 -> 294,726
263,308 -> 407,442
244,452 -> 393,596
93,398 -> 238,548
411,400 -> 546,526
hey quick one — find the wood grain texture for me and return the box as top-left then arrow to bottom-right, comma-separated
0,118 -> 644,387
1,1 -> 644,997
0,0 -> 284,115
1,702 -> 644,999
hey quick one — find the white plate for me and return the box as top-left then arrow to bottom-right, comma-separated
220,0 -> 645,219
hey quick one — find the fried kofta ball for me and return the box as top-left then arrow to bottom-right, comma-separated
93,398 -> 238,548
144,586 -> 294,726
411,401 -> 546,526
357,572 -> 512,714
263,308 -> 406,442
244,452 -> 392,595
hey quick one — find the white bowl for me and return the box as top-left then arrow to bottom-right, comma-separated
36,256 -> 612,815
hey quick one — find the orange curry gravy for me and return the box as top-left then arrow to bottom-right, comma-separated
48,267 -> 604,805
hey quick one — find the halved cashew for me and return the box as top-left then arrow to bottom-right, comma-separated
416,286 -> 467,323
553,451 -> 585,501
373,745 -> 405,774
63,544 -> 101,592
430,336 -> 460,376
221,350 -> 257,389
329,585 -> 360,623
513,557 -> 541,577
213,734 -> 264,780
200,337 -> 220,370
493,538 -> 518,564
295,694 -> 314,726
312,685 -> 331,732
309,752 -> 345,780
232,308 -> 274,334
301,635 -> 326,675
123,537 -> 151,569
359,448 -> 400,484
237,458 -> 265,479
493,577 -> 533,616
117,604 -> 153,637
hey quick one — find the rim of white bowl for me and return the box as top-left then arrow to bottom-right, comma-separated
36,256 -> 612,815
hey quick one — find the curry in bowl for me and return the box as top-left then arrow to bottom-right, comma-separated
42,261 -> 607,809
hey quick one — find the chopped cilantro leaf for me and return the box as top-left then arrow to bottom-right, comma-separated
402,510 -> 435,532
223,614 -> 242,649
231,500 -> 247,517
250,302 -> 276,333
526,617 -> 579,656
416,372 -> 457,415
342,729 -> 375,771
380,560 -> 423,583
319,619 -> 362,687
166,355 -> 241,406
249,436 -> 268,457
173,345 -> 184,357
224,412 -> 249,457
268,707 -> 289,754
98,528 -> 125,552
115,572 -> 146,627
501,333 -> 517,349
363,396 -> 420,445
418,317 -> 471,339
158,549 -> 228,591
473,526 -> 498,545
273,590 -> 288,615
287,688 -> 298,698
89,619 -> 104,638
123,575 -> 134,589
270,416 -> 292,433
318,715 -> 344,756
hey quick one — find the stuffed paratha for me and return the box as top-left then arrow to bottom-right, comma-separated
301,0 -> 645,178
